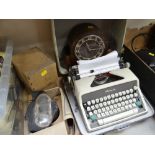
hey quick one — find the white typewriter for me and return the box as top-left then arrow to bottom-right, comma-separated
69,51 -> 152,132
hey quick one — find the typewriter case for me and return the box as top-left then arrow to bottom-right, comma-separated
51,20 -> 154,134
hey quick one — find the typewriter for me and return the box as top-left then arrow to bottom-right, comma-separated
68,51 -> 151,132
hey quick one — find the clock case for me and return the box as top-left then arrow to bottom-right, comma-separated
51,20 -> 154,134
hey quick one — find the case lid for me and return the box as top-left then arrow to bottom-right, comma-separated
51,19 -> 127,75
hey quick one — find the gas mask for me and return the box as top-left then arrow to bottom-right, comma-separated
26,92 -> 59,133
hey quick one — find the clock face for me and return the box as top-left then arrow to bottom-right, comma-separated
74,35 -> 105,60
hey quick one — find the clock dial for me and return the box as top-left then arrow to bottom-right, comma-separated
75,35 -> 105,60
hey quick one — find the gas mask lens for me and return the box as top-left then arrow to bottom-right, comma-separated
34,93 -> 53,128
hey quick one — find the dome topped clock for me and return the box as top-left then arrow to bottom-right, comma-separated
62,23 -> 117,67
68,23 -> 107,60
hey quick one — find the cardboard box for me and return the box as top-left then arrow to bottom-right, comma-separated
124,46 -> 155,109
12,47 -> 58,91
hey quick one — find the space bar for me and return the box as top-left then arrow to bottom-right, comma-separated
103,108 -> 138,124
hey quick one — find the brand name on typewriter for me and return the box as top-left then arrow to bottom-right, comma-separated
105,88 -> 116,93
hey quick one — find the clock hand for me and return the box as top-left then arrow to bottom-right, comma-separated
89,47 -> 102,51
86,43 -> 91,51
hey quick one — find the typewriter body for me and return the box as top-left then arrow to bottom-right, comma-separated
69,51 -> 150,132
72,68 -> 148,132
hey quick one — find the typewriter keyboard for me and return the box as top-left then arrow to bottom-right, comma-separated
82,85 -> 147,131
